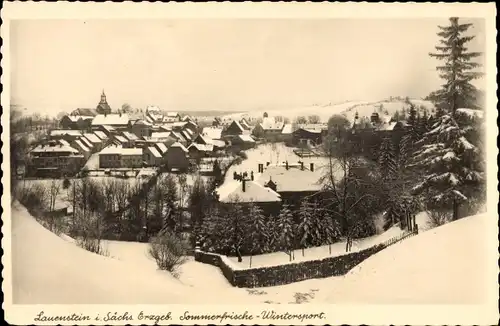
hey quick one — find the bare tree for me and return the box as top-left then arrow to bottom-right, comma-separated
48,180 -> 62,212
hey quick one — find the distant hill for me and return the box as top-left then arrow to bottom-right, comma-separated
220,98 -> 436,123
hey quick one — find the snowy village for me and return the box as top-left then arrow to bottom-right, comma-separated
7,16 -> 490,308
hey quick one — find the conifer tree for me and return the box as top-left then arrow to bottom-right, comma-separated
246,203 -> 268,255
378,137 -> 398,181
409,113 -> 484,220
407,103 -> 418,127
428,17 -> 483,116
297,201 -> 314,256
276,205 -> 296,261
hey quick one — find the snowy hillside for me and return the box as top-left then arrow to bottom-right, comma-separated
221,98 -> 435,123
328,213 -> 491,304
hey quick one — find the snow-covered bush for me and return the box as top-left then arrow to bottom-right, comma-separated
72,211 -> 108,256
426,209 -> 452,228
148,231 -> 188,277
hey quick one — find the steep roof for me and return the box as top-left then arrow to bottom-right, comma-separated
281,124 -> 293,134
74,139 -> 90,152
188,143 -> 214,152
155,142 -> 168,154
230,120 -> 245,133
93,131 -> 108,140
91,114 -> 129,126
238,134 -> 255,143
218,180 -> 281,203
50,130 -> 83,137
260,117 -> 284,130
122,131 -> 139,141
147,146 -> 162,158
83,133 -> 102,144
31,144 -> 80,154
169,142 -> 188,153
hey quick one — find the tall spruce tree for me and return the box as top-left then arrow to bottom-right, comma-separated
428,17 -> 483,115
276,205 -> 296,261
246,203 -> 268,255
378,137 -> 398,181
297,201 -> 314,256
409,113 -> 484,220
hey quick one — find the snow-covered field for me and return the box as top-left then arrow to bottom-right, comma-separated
10,201 -> 491,305
328,212 -> 491,304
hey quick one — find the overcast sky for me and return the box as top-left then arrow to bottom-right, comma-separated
10,18 -> 485,115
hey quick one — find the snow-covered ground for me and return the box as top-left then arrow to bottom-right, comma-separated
327,212 -> 491,304
10,201 -> 491,305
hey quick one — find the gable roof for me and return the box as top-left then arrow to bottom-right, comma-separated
281,124 -> 293,134
50,130 -> 83,137
155,142 -> 168,154
258,164 -> 325,192
147,146 -> 162,158
122,131 -> 139,141
188,143 -> 214,152
93,131 -> 108,140
74,139 -> 90,152
79,137 -> 93,149
169,142 -> 188,153
71,108 -> 97,116
91,114 -> 129,126
83,133 -> 102,144
217,180 -> 281,203
100,146 -> 142,156
238,134 -> 255,143
229,120 -> 245,133
260,117 -> 284,131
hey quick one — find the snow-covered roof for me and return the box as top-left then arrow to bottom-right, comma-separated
147,147 -> 162,158
74,139 -> 90,152
170,142 -> 188,153
281,124 -> 293,134
91,114 -> 129,126
122,131 -> 139,141
100,146 -> 142,156
231,120 -> 245,132
79,137 -> 93,149
50,130 -> 83,137
202,127 -> 223,140
166,112 -> 179,118
171,131 -> 186,142
101,125 -> 116,132
218,180 -> 281,203
151,132 -> 172,139
93,131 -> 108,140
83,133 -> 102,144
188,143 -> 214,152
238,134 -> 255,143
58,139 -> 70,147
260,117 -> 284,130
113,135 -> 128,143
31,144 -> 80,154
155,143 -> 168,154
258,164 -> 324,192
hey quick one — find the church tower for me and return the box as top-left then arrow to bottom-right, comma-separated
96,89 -> 112,115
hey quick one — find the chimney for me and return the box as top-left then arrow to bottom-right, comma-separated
251,171 -> 254,181
233,171 -> 237,180
310,162 -> 314,172
266,162 -> 270,167
242,179 -> 246,192
285,161 -> 289,170
300,161 -> 304,170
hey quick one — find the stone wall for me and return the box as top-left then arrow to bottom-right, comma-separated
195,230 -> 417,288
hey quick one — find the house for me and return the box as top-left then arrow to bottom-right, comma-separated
27,142 -> 84,177
170,131 -> 188,145
91,113 -> 129,131
292,127 -> 324,146
217,178 -> 281,216
99,146 -> 142,169
96,90 -> 112,115
49,130 -> 83,143
223,120 -> 246,136
59,115 -> 93,130
71,139 -> 92,160
143,146 -> 163,166
162,112 -> 181,123
257,162 -> 325,210
110,134 -> 128,147
252,117 -> 284,140
165,142 -> 189,171
187,143 -> 214,160
83,133 -> 104,152
281,123 -> 294,143
182,120 -> 198,134
193,134 -> 226,150
146,106 -> 163,124
130,119 -> 152,138
229,134 -> 256,150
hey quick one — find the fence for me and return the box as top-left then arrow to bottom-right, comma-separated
195,227 -> 419,288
